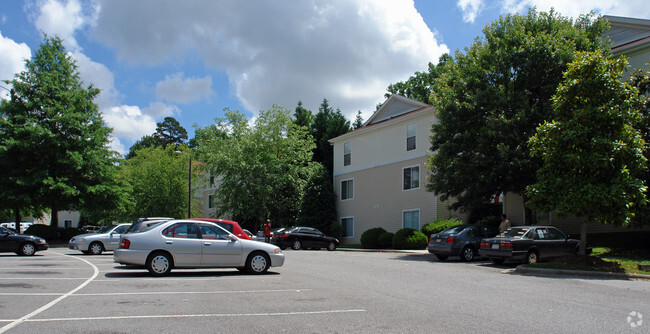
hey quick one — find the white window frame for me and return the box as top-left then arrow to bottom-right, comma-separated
403,165 -> 420,191
406,122 -> 416,151
341,216 -> 354,238
341,178 -> 354,201
402,209 -> 420,230
343,142 -> 351,166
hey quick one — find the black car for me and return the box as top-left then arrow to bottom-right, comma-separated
0,226 -> 49,256
272,227 -> 339,251
479,226 -> 587,264
428,224 -> 498,261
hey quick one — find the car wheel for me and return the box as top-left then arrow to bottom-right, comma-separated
435,254 -> 449,261
19,242 -> 36,256
89,242 -> 104,255
279,245 -> 287,250
246,252 -> 270,274
146,252 -> 173,277
292,240 -> 302,250
526,250 -> 538,264
460,246 -> 475,262
491,258 -> 505,265
327,242 -> 337,251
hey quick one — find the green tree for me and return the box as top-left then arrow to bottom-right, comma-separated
353,110 -> 364,129
0,35 -> 125,227
385,54 -> 452,103
195,106 -> 317,230
293,101 -> 313,129
123,145 -> 197,219
427,10 -> 610,217
628,67 -> 650,226
527,52 -> 647,255
126,134 -> 159,159
312,99 -> 351,175
296,164 -> 337,234
155,116 -> 188,147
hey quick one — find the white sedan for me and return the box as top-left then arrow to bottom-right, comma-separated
113,220 -> 284,276
69,223 -> 131,255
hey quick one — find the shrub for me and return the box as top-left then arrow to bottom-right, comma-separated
360,227 -> 387,249
378,232 -> 394,248
393,228 -> 428,250
24,224 -> 57,241
58,228 -> 83,241
421,219 -> 463,237
329,221 -> 342,239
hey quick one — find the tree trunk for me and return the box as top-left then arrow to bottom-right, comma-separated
50,205 -> 58,228
13,208 -> 21,233
579,217 -> 588,256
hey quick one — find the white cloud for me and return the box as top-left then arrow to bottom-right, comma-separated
92,0 -> 449,118
155,73 -> 214,104
457,0 -> 484,23
31,0 -> 98,52
0,32 -> 31,99
102,104 -> 156,141
71,51 -> 120,108
142,101 -> 180,119
501,0 -> 650,20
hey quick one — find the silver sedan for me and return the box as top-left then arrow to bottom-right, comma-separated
113,220 -> 285,276
69,223 -> 131,255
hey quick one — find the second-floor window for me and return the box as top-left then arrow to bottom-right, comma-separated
406,123 -> 416,151
341,179 -> 354,200
403,166 -> 419,190
344,142 -> 351,166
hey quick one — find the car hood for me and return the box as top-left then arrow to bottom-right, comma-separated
72,232 -> 111,240
239,238 -> 282,251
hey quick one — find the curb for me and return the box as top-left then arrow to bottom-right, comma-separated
513,265 -> 650,280
337,248 -> 428,254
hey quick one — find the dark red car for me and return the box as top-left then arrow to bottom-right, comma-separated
189,218 -> 250,240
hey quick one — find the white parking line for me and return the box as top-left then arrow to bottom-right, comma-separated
1,309 -> 367,323
0,253 -> 99,334
0,289 -> 312,297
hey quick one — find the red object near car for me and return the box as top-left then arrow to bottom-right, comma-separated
189,218 -> 250,239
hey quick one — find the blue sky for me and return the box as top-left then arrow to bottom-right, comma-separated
1,0 -> 648,155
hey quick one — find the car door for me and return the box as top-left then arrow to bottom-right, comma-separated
107,225 -> 129,250
546,227 -> 573,257
532,228 -> 556,260
161,222 -> 202,266
198,223 -> 243,266
0,227 -> 19,252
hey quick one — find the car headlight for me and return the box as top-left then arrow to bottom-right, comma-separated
274,248 -> 281,254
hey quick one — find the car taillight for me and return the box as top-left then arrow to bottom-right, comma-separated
480,242 -> 489,249
500,243 -> 513,250
277,233 -> 288,238
120,239 -> 130,249
446,236 -> 454,244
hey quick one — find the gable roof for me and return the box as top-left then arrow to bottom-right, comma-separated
603,15 -> 650,53
364,94 -> 429,126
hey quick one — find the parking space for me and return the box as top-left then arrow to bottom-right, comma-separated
1,247 -> 647,333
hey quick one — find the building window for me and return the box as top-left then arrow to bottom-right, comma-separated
344,142 -> 351,166
406,123 -> 416,151
64,220 -> 72,228
341,217 -> 354,238
341,179 -> 354,200
403,210 -> 420,230
403,165 -> 419,190
208,195 -> 214,209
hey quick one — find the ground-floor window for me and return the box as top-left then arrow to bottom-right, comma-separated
341,217 -> 354,238
64,220 -> 72,228
403,210 -> 420,230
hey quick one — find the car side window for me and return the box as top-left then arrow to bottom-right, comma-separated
215,222 -> 234,233
113,225 -> 129,234
467,227 -> 478,238
199,224 -> 229,240
162,223 -> 198,239
546,228 -> 565,240
534,228 -> 548,240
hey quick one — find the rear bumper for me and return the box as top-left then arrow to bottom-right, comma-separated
113,249 -> 150,266
479,249 -> 527,261
427,244 -> 459,256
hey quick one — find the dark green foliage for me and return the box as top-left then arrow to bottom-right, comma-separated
628,68 -> 650,227
393,228 -> 428,250
353,110 -> 364,129
297,164 -> 337,234
421,219 -> 462,236
293,101 -> 313,129
329,221 -> 342,239
312,99 -> 351,175
24,224 -> 57,241
385,53 -> 452,103
360,227 -> 387,249
155,116 -> 188,147
427,9 -> 610,214
378,232 -> 394,248
58,227 -> 83,240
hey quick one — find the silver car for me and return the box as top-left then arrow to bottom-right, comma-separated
69,224 -> 131,255
113,220 -> 285,276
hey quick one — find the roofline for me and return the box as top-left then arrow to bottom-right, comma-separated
604,15 -> 650,29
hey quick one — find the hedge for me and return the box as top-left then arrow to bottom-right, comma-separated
393,228 -> 428,250
361,227 -> 387,249
421,219 -> 463,237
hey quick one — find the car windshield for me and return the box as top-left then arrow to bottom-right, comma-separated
439,225 -> 466,234
0,226 -> 16,235
96,226 -> 112,234
500,227 -> 530,239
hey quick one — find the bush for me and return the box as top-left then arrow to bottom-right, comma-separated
329,221 -> 342,239
378,232 -> 394,248
24,224 -> 57,241
421,219 -> 463,237
393,228 -> 428,250
360,227 -> 387,249
58,228 -> 83,241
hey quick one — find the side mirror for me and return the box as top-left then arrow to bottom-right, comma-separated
228,234 -> 238,242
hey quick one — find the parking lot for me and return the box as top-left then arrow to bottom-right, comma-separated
1,247 -> 648,333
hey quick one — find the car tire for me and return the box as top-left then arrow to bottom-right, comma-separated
292,240 -> 302,250
491,258 -> 505,265
327,242 -> 337,251
246,252 -> 270,274
146,252 -> 173,277
279,245 -> 287,250
526,250 -> 539,264
435,254 -> 448,261
18,242 -> 36,256
89,242 -> 104,255
460,246 -> 475,262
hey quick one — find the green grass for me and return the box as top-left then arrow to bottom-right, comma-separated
527,247 -> 650,275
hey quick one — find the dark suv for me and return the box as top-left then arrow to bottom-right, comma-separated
428,224 -> 498,261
